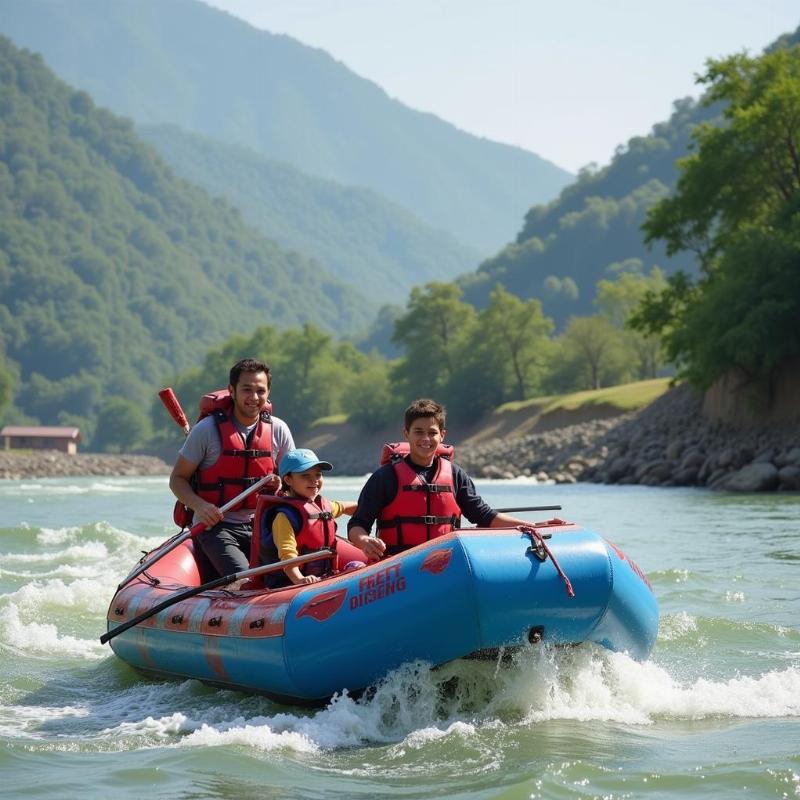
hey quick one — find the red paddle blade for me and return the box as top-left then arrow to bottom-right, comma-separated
159,388 -> 190,434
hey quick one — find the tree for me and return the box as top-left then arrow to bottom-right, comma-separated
474,285 -> 554,401
0,358 -> 12,420
595,264 -> 667,379
94,397 -> 151,452
353,303 -> 404,358
637,223 -> 800,388
636,45 -> 800,388
342,357 -> 398,432
560,316 -> 633,390
271,324 -> 337,430
391,282 -> 477,399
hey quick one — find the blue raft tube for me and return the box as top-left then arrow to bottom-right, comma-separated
105,517 -> 659,705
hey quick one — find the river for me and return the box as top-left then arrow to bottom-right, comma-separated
1,475 -> 798,799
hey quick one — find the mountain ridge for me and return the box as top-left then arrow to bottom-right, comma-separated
0,35 -> 365,429
461,23 -> 800,328
137,122 -> 480,306
0,0 -> 573,253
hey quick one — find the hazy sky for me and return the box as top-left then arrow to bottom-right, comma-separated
204,0 -> 798,174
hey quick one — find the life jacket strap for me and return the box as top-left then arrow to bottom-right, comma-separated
196,476 -> 262,490
403,483 -> 453,494
221,448 -> 272,458
377,514 -> 458,528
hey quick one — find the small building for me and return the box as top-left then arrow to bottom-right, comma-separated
1,426 -> 81,454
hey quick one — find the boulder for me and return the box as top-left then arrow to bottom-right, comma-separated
724,462 -> 780,492
607,456 -> 632,482
643,460 -> 675,482
716,447 -> 736,468
753,447 -> 777,464
777,465 -> 800,490
778,447 -> 800,468
673,467 -> 699,486
679,448 -> 706,470
665,439 -> 684,461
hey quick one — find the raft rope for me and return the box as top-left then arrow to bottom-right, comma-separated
521,526 -> 575,598
141,570 -> 160,586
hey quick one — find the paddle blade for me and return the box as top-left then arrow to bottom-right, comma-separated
159,387 -> 190,434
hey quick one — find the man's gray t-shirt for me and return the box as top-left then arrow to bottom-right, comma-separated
179,414 -> 295,522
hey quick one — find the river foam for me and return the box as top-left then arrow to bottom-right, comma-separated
8,644 -> 795,755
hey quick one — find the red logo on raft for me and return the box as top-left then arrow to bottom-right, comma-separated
296,551 -> 450,618
420,548 -> 452,574
604,538 -> 654,592
296,588 -> 348,622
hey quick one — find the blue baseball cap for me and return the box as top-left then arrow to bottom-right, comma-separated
278,448 -> 333,477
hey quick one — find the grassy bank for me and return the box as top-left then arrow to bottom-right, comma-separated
302,378 -> 673,468
497,378 -> 672,416
455,378 -> 672,445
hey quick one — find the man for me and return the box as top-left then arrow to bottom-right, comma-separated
169,358 -> 294,576
347,398 -> 530,561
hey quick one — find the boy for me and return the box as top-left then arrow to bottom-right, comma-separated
348,398 -> 531,560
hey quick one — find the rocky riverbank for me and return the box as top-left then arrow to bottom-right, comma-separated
0,451 -> 171,480
458,384 -> 800,492
3,384 -> 797,492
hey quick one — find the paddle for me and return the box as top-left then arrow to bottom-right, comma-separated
101,547 -> 335,645
494,505 -> 562,513
116,473 -> 274,591
158,387 -> 191,434
159,387 -> 194,530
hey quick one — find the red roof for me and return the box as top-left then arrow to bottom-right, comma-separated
1,426 -> 81,439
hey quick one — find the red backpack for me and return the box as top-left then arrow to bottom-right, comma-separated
172,389 -> 273,528
197,388 -> 273,419
379,441 -> 454,465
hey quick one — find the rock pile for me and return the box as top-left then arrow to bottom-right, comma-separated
0,451 -> 171,480
458,416 -> 624,484
3,386 -> 797,493
458,384 -> 800,492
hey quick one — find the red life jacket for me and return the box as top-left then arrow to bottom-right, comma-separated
377,444 -> 461,548
250,493 -> 364,589
194,410 -> 274,509
173,389 -> 274,527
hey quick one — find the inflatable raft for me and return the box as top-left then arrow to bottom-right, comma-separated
103,509 -> 658,705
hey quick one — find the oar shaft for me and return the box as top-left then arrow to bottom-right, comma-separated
101,547 -> 335,645
494,505 -> 562,513
117,473 -> 275,590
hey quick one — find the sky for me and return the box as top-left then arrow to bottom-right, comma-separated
204,0 -> 799,174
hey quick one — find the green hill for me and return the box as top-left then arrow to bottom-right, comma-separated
0,0 -> 573,254
137,123 -> 480,305
0,35 -> 363,429
460,98 -> 715,326
462,23 -> 800,327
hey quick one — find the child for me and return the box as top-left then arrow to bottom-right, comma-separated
347,398 -> 533,560
260,448 -> 362,587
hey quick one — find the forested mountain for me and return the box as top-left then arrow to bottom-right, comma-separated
0,36 -> 364,431
138,124 -> 480,304
462,21 -> 799,328
460,97 -> 717,327
0,0 -> 572,254
461,20 -> 799,327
